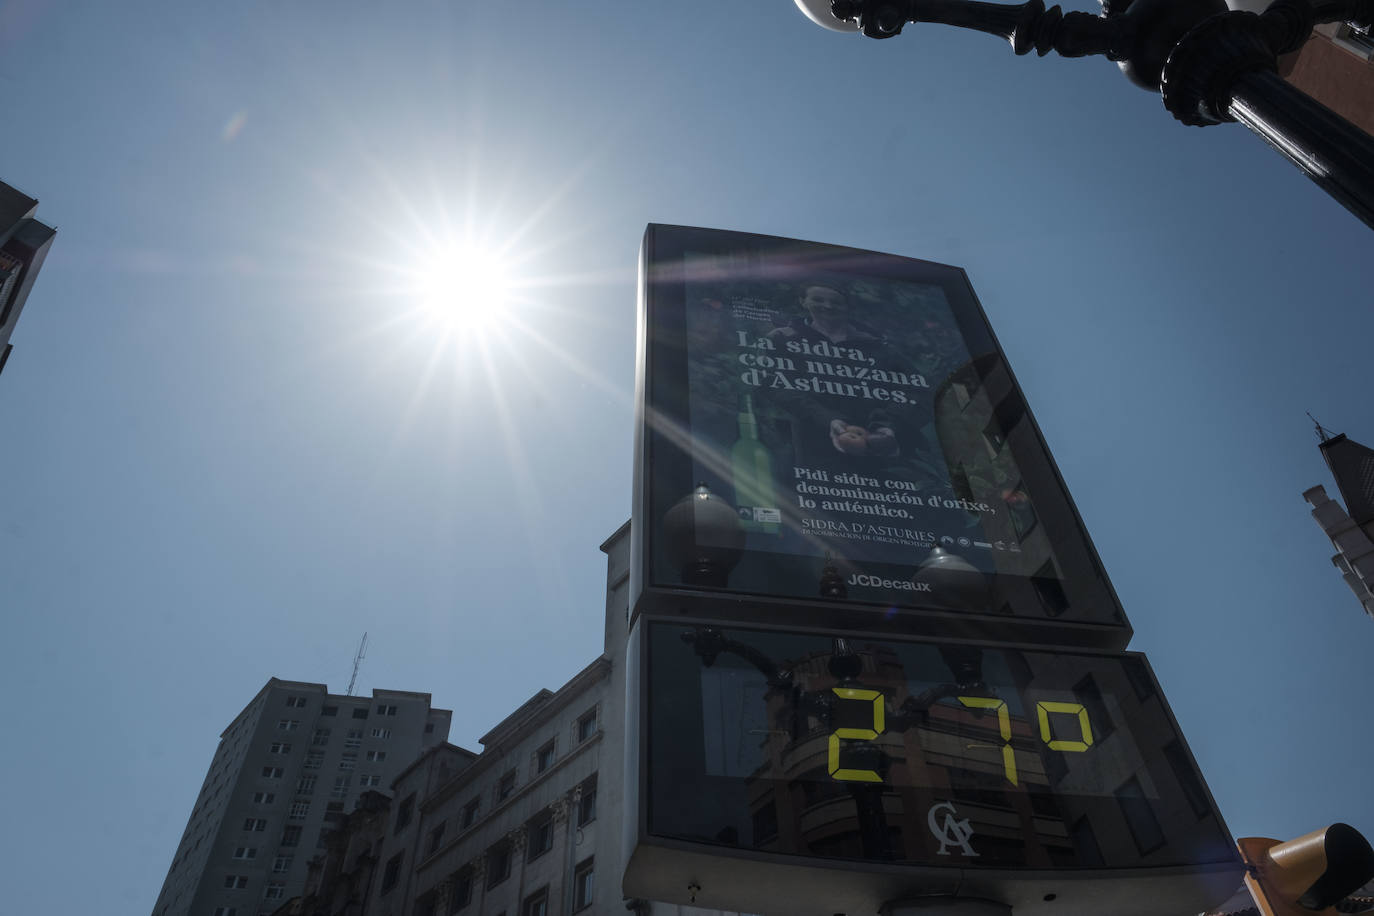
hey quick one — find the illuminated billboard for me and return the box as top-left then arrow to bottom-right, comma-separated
632,226 -> 1129,648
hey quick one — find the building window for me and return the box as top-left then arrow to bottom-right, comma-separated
277,719 -> 299,731
213,908 -> 236,916
332,776 -> 351,798
232,847 -> 256,860
497,769 -> 517,802
322,705 -> 338,716
366,750 -> 387,762
1122,655 -> 1156,701
272,855 -> 292,874
752,800 -> 778,845
1003,482 -> 1038,539
261,767 -> 283,779
486,845 -> 512,889
339,754 -> 357,771
527,813 -> 553,860
395,793 -> 416,833
360,774 -> 382,787
1164,740 -> 1212,818
577,778 -> 597,826
296,775 -> 316,793
1033,561 -> 1071,617
982,414 -> 1008,455
289,801 -> 310,820
381,852 -> 404,893
304,752 -> 323,770
576,709 -> 597,742
345,729 -> 362,749
425,722 -> 435,733
449,870 -> 473,913
378,704 -> 398,715
1072,674 -> 1116,741
461,798 -> 480,829
264,882 -> 285,900
286,696 -> 308,708
352,707 -> 369,719
268,742 -> 291,754
243,818 -> 267,832
426,821 -> 447,856
573,858 -> 594,910
536,740 -> 555,774
224,875 -> 248,889
1335,21 -> 1374,54
252,792 -> 276,804
1116,776 -> 1166,855
312,728 -> 331,746
522,888 -> 549,916
1070,815 -> 1105,866
372,727 -> 392,739
281,825 -> 302,847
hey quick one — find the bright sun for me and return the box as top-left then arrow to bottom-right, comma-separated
414,244 -> 515,333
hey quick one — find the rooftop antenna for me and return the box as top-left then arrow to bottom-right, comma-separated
1307,412 -> 1337,443
347,632 -> 368,696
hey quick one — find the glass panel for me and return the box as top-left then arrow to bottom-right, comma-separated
639,226 -> 1128,641
646,622 -> 1233,870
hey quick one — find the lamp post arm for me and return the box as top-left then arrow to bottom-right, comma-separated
833,0 -> 1131,56
829,0 -> 1371,55
680,627 -> 794,688
924,0 -> 1132,56
822,0 -> 1374,228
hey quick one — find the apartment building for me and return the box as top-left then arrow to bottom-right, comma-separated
152,680 -> 452,916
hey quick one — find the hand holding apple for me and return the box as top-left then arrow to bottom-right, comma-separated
830,419 -> 870,454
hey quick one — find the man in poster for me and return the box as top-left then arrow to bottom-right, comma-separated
762,281 -> 923,465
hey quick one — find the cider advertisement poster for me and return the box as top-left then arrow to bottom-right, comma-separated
680,249 -> 1031,576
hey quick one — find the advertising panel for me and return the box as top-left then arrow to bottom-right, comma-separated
633,226 -> 1129,647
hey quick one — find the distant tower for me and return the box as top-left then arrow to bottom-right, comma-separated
1302,422 -> 1374,621
0,180 -> 56,379
347,632 -> 367,696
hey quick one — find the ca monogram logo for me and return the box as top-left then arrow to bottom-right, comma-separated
927,801 -> 979,856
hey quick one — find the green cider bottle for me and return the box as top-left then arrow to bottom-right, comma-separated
731,393 -> 780,535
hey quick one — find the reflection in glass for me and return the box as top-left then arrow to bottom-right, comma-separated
647,623 -> 1232,870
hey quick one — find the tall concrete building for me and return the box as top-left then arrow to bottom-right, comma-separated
1303,430 -> 1374,621
0,180 -> 56,379
152,679 -> 452,916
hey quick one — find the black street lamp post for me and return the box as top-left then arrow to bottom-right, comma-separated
797,0 -> 1374,228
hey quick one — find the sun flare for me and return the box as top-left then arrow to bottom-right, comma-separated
413,244 -> 515,333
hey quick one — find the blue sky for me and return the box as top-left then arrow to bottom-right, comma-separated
2,1 -> 1371,913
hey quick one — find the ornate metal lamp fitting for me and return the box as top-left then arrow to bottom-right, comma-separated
806,0 -> 1374,226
